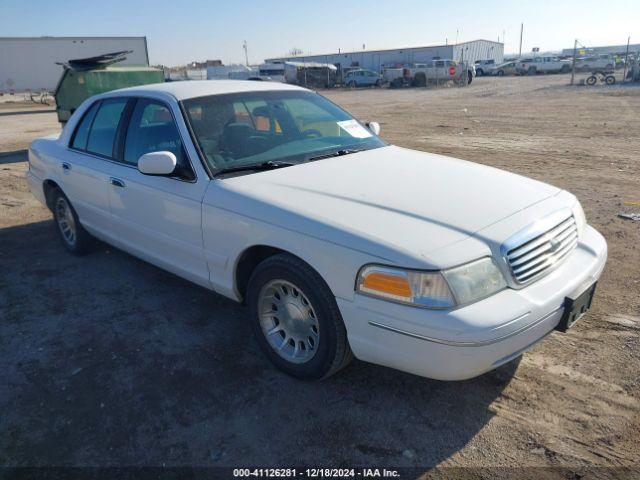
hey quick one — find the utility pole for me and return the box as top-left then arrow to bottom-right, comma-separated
243,40 -> 249,66
518,23 -> 523,58
623,36 -> 630,82
570,39 -> 577,85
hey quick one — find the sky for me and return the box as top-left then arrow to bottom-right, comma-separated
1,0 -> 637,66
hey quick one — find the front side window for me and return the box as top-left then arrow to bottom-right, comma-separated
124,99 -> 194,180
183,91 -> 386,175
86,98 -> 128,158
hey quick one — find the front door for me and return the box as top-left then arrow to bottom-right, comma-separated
107,98 -> 210,287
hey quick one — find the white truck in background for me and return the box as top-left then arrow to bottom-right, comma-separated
384,60 -> 474,87
521,56 -> 572,74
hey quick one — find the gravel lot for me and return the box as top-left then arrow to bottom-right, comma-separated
1,75 -> 638,473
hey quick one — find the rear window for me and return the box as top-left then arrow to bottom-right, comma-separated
71,101 -> 100,150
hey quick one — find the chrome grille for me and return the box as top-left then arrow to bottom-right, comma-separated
506,215 -> 578,284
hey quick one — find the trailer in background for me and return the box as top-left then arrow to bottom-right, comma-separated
0,36 -> 149,93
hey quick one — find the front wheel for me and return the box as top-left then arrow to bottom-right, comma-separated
247,254 -> 353,380
605,75 -> 616,85
497,70 -> 504,76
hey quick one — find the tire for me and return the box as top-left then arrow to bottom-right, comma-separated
247,253 -> 353,380
497,70 -> 504,76
413,73 -> 426,87
605,75 -> 616,85
50,188 -> 93,255
561,64 -> 570,73
476,68 -> 484,77
347,80 -> 357,89
586,75 -> 597,86
467,71 -> 473,85
528,66 -> 537,75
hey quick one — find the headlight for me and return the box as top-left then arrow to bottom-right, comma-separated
572,201 -> 587,236
356,265 -> 455,308
356,257 -> 507,309
442,257 -> 507,305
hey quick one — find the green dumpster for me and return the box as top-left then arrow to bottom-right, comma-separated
54,52 -> 164,124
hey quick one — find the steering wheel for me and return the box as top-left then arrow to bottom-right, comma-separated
301,129 -> 323,139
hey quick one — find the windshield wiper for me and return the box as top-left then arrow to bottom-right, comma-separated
307,148 -> 365,162
213,161 -> 295,177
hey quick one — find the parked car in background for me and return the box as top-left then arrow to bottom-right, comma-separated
344,69 -> 382,88
474,59 -> 496,76
492,61 -> 519,76
575,55 -> 616,72
523,56 -> 572,74
27,80 -> 607,381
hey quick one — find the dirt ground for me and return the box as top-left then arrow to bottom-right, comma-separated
0,75 -> 638,475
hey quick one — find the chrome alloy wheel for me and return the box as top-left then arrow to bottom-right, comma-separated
258,279 -> 319,364
55,196 -> 76,247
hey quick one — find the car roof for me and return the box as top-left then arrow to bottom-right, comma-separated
112,79 -> 310,101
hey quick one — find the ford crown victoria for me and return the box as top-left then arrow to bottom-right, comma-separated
27,81 -> 607,380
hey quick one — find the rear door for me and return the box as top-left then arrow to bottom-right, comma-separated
106,97 -> 210,287
63,97 -> 129,241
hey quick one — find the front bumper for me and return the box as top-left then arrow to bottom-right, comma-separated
337,225 -> 607,381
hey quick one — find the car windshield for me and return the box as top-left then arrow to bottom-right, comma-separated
182,90 -> 386,174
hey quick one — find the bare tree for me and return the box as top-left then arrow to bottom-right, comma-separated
289,47 -> 303,57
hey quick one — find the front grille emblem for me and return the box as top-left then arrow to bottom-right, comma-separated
549,237 -> 562,253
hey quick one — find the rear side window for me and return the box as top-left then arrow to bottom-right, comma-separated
124,99 -> 194,180
71,101 -> 100,150
86,98 -> 128,158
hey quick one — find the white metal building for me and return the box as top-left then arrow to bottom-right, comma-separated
0,36 -> 150,92
561,43 -> 640,56
266,39 -> 503,73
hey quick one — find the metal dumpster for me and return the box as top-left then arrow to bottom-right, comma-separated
54,51 -> 164,123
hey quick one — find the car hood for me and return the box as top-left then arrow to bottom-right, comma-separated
215,145 -> 560,267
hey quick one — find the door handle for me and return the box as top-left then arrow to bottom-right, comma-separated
61,162 -> 71,171
109,177 -> 126,188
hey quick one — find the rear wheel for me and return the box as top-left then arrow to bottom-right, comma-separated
247,254 -> 353,380
586,75 -> 597,86
561,64 -> 570,73
497,70 -> 504,76
51,188 -> 93,255
413,73 -> 426,87
476,68 -> 484,76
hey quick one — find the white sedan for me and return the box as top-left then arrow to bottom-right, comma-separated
27,81 -> 607,381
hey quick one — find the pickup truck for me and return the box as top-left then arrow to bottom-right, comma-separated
474,59 -> 496,76
522,56 -> 572,74
384,60 -> 474,87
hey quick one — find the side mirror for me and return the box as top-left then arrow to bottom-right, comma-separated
366,121 -> 381,136
138,151 -> 177,176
